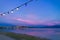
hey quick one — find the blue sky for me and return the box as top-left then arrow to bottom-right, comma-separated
0,0 -> 60,26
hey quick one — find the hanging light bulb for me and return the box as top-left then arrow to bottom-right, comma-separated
16,7 -> 19,10
0,13 -> 5,16
11,10 -> 14,13
2,13 -> 6,16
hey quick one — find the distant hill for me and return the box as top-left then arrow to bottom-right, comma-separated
0,23 -> 60,28
28,25 -> 60,28
46,25 -> 60,28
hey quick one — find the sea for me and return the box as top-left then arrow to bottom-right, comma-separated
1,28 -> 60,40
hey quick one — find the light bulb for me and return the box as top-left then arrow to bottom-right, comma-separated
11,11 -> 14,13
16,8 -> 19,10
0,13 -> 5,16
3,14 -> 6,16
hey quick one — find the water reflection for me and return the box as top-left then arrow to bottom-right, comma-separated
0,28 -> 60,40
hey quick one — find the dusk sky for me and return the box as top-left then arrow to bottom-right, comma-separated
0,0 -> 60,26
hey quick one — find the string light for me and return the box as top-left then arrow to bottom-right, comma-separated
0,0 -> 33,16
2,13 -> 6,16
0,13 -> 6,16
11,10 -> 14,13
16,7 -> 19,10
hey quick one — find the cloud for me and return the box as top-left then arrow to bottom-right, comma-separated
14,18 -> 60,25
14,18 -> 45,25
42,20 -> 60,26
15,18 -> 37,24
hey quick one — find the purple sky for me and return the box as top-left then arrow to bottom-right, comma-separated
0,0 -> 60,26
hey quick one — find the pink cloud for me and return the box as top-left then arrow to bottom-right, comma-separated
15,18 -> 38,24
14,18 -> 46,25
14,18 -> 60,25
44,21 -> 60,26
43,23 -> 55,26
13,13 -> 44,25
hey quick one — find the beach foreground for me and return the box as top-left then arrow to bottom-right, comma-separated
0,32 -> 50,40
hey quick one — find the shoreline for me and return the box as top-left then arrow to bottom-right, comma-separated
0,32 -> 50,40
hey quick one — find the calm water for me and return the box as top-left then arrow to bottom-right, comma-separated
1,28 -> 60,40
